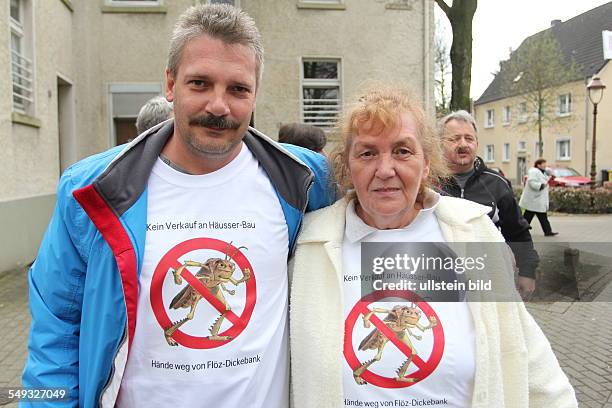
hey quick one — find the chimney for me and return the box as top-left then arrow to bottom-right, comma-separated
551,19 -> 562,27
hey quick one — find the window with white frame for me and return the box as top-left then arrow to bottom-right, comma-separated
558,93 -> 572,116
484,144 -> 495,162
301,59 -> 341,129
485,109 -> 495,128
107,0 -> 162,5
300,0 -> 343,4
10,0 -> 34,115
556,138 -> 571,160
517,140 -> 526,152
502,106 -> 511,125
206,0 -> 240,5
503,143 -> 510,162
518,102 -> 528,123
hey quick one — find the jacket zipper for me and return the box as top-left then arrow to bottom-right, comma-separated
461,188 -> 465,198
98,327 -> 128,407
289,172 -> 314,257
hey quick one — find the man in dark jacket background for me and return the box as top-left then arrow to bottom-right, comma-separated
438,110 -> 539,299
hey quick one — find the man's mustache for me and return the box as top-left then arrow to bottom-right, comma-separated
456,147 -> 472,154
189,114 -> 241,130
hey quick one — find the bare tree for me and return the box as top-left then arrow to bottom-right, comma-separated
502,31 -> 580,157
434,17 -> 451,117
433,0 -> 478,112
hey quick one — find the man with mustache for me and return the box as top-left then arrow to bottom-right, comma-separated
438,110 -> 539,300
22,4 -> 334,407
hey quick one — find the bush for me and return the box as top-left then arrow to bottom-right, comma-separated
513,186 -> 612,214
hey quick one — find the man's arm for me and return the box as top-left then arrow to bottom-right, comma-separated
497,189 -> 539,280
21,177 -> 86,407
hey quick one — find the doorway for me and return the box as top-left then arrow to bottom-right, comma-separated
57,75 -> 76,175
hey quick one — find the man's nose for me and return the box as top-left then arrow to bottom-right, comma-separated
457,137 -> 470,149
205,89 -> 231,117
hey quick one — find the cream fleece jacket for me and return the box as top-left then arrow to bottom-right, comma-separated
290,195 -> 577,408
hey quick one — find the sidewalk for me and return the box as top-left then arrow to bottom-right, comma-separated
1,213 -> 611,406
0,267 -> 29,407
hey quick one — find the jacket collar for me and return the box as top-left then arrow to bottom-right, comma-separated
93,120 -> 313,217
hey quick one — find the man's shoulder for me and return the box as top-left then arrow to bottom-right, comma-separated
60,145 -> 126,191
478,169 -> 513,191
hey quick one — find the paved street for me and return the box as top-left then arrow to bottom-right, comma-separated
1,213 -> 611,406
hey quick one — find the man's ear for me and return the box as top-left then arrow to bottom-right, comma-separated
165,68 -> 175,102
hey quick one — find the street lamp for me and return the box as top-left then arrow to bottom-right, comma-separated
586,75 -> 606,188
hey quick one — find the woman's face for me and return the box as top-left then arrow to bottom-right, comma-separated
348,112 -> 430,229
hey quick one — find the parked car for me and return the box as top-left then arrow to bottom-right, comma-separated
548,167 -> 591,187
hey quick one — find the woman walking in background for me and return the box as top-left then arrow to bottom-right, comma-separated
520,158 -> 558,236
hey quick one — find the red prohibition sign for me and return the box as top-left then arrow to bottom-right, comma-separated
344,290 -> 444,388
150,238 -> 256,349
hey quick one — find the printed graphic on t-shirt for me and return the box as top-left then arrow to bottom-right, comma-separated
344,290 -> 444,389
150,238 -> 256,349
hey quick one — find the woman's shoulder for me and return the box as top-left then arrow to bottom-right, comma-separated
297,198 -> 348,244
436,195 -> 491,221
436,195 -> 504,241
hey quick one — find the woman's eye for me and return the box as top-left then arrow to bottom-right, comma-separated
359,151 -> 374,158
395,148 -> 412,157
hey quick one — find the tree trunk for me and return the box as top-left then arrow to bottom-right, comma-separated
447,0 -> 477,112
538,97 -> 543,157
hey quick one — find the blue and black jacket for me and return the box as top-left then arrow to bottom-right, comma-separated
21,120 -> 334,407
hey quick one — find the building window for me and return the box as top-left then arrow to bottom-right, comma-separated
485,109 -> 495,128
518,102 -> 528,123
556,138 -> 571,160
503,143 -> 510,162
502,106 -> 511,125
301,58 -> 341,130
107,0 -> 162,4
10,0 -> 34,115
108,84 -> 163,146
484,144 -> 495,163
206,0 -> 240,5
518,141 -> 526,152
300,0 -> 343,4
558,93 -> 572,116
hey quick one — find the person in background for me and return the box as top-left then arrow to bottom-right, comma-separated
290,85 -> 577,408
278,122 -> 327,154
437,110 -> 539,300
519,158 -> 558,236
135,96 -> 174,135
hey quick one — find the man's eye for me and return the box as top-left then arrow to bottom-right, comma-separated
231,85 -> 250,93
190,80 -> 206,87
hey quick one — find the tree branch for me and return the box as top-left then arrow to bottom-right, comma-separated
433,0 -> 451,17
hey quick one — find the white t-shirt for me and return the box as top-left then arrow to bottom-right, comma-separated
342,198 -> 476,408
117,143 -> 290,407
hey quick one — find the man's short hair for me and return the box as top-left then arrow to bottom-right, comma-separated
167,4 -> 264,87
135,96 -> 173,134
437,110 -> 478,136
278,123 -> 327,152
